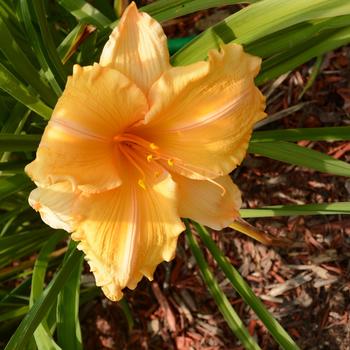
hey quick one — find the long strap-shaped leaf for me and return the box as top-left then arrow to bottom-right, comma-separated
56,241 -> 84,350
192,222 -> 300,350
185,221 -> 261,350
240,202 -> 350,218
248,141 -> 350,177
171,0 -> 350,65
4,247 -> 83,350
0,63 -> 52,120
30,232 -> 66,350
251,127 -> 350,142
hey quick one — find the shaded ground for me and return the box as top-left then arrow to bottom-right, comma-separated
81,4 -> 350,350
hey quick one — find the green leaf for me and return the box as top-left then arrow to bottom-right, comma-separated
143,0 -> 260,22
185,221 -> 261,350
57,0 -> 112,28
32,0 -> 67,88
19,0 -> 62,97
251,127 -> 350,143
0,229 -> 54,270
248,141 -> 350,177
4,247 -> 83,350
193,222 -> 300,350
171,0 -> 350,66
246,15 -> 350,59
0,134 -> 41,152
0,175 -> 32,202
56,241 -> 83,350
30,232 -> 66,350
257,26 -> 350,84
0,306 -> 29,323
0,161 -> 27,174
240,202 -> 350,218
118,298 -> 134,333
0,15 -> 56,107
0,63 -> 52,119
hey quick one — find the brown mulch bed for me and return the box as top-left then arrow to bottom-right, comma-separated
81,4 -> 350,350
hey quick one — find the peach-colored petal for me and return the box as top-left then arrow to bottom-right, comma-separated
100,2 -> 170,94
174,175 -> 242,230
70,165 -> 184,301
26,64 -> 148,193
133,44 -> 266,180
28,182 -> 80,232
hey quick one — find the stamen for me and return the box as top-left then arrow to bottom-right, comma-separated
138,179 -> 146,190
118,144 -> 145,180
147,154 -> 153,162
167,159 -> 174,167
115,133 -> 158,151
172,161 -> 226,196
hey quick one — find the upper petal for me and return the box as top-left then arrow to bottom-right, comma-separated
26,64 -> 148,193
100,2 -> 170,93
100,2 -> 170,94
70,164 -> 184,301
174,174 -> 242,230
133,44 -> 266,180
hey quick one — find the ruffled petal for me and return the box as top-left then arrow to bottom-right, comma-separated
174,175 -> 242,230
133,44 -> 266,179
26,64 -> 148,193
71,166 -> 184,301
28,182 -> 80,233
100,2 -> 170,94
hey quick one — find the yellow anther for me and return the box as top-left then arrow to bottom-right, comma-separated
147,154 -> 153,162
167,159 -> 174,167
150,143 -> 158,150
138,179 -> 146,190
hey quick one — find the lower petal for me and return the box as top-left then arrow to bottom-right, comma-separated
71,171 -> 184,301
28,182 -> 80,232
175,175 -> 242,230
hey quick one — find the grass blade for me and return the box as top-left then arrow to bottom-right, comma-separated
171,0 -> 350,66
0,134 -> 40,152
0,175 -> 31,201
251,127 -> 350,142
240,202 -> 350,218
0,15 -> 56,106
257,26 -> 350,84
248,141 -> 350,177
30,232 -> 66,350
56,241 -> 83,350
4,246 -> 83,350
185,221 -> 261,350
58,0 -> 112,28
19,0 -> 62,97
143,0 -> 259,22
193,222 -> 300,350
0,63 -> 52,119
32,0 -> 67,88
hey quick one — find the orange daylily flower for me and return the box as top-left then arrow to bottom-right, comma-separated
26,3 -> 266,301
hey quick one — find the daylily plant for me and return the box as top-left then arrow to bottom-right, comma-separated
26,3 -> 266,301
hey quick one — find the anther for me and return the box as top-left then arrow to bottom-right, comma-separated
150,143 -> 158,150
138,179 -> 146,190
147,154 -> 153,162
167,159 -> 174,167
